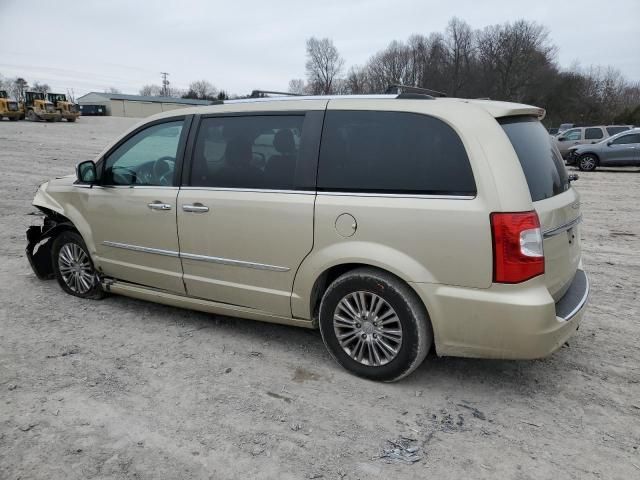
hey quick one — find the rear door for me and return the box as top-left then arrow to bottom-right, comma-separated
176,108 -> 325,316
584,127 -> 604,145
500,117 -> 580,300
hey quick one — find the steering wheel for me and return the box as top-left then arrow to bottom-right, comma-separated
152,156 -> 175,186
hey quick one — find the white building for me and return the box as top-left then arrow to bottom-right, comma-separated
76,92 -> 213,117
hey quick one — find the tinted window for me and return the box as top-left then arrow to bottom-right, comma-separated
500,117 -> 569,202
606,126 -> 630,136
585,127 -> 603,140
611,133 -> 640,145
563,129 -> 581,141
190,115 -> 306,189
317,111 -> 475,195
103,120 -> 184,186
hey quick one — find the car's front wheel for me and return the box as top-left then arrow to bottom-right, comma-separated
578,154 -> 598,171
52,231 -> 104,299
318,268 -> 432,382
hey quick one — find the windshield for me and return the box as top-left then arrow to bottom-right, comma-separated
500,116 -> 569,202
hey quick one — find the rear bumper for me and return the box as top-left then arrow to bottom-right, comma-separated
411,270 -> 589,359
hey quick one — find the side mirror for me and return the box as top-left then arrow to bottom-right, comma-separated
558,137 -> 566,142
76,160 -> 97,184
606,141 -> 613,146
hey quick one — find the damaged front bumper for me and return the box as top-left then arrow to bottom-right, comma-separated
26,223 -> 56,279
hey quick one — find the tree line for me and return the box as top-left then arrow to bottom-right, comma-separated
290,18 -> 640,127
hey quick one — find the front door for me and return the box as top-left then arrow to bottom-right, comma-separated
602,133 -> 640,166
176,110 -> 324,316
85,118 -> 189,293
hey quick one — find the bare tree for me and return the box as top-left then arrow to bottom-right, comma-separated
305,37 -> 345,95
139,84 -> 162,96
288,78 -> 307,95
105,87 -> 121,94
32,82 -> 51,94
444,18 -> 475,96
183,80 -> 217,100
13,77 -> 28,101
67,88 -> 76,103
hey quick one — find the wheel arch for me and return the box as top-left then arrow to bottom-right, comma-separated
299,260 -> 434,337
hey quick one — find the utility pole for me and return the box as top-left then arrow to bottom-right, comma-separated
160,72 -> 170,97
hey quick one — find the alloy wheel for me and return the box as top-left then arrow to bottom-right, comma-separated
333,291 -> 403,366
57,243 -> 95,294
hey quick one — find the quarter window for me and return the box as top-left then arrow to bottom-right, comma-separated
585,128 -> 603,140
317,111 -> 476,195
190,115 -> 306,189
103,120 -> 184,186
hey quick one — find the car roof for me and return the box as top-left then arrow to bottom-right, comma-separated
143,95 -> 546,123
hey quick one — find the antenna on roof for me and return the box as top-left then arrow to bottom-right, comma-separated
250,90 -> 302,98
385,84 -> 447,98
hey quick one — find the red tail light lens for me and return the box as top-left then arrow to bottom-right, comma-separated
491,211 -> 544,283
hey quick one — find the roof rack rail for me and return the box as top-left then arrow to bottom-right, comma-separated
385,84 -> 447,98
250,90 -> 302,98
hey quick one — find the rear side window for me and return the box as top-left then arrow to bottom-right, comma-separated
585,127 -> 603,140
317,111 -> 476,195
189,115 -> 308,190
606,126 -> 630,136
500,117 -> 569,202
610,133 -> 640,145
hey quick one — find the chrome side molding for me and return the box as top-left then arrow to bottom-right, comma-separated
102,241 -> 289,272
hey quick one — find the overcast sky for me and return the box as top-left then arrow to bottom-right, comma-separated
1,0 -> 638,97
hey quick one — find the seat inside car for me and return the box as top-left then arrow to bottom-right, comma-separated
265,129 -> 297,188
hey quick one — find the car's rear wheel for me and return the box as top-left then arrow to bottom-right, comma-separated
318,268 -> 432,382
578,154 -> 597,171
52,231 -> 104,299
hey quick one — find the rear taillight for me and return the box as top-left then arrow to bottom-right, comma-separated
490,211 -> 544,283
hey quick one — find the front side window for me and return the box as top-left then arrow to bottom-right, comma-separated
190,115 -> 305,189
563,129 -> 581,141
317,111 -> 476,195
611,133 -> 640,145
585,128 -> 603,140
103,120 -> 184,186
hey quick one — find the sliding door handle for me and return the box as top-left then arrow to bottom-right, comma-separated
182,203 -> 209,213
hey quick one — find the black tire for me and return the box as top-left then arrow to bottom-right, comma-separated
51,231 -> 105,299
578,154 -> 597,171
318,267 -> 432,382
67,117 -> 76,122
27,110 -> 37,121
9,116 -> 18,122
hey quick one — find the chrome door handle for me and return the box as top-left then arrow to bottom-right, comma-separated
147,202 -> 172,210
182,203 -> 209,213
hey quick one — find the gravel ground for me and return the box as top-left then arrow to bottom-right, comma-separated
1,117 -> 639,480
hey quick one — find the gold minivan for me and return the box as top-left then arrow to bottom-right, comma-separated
26,93 -> 589,381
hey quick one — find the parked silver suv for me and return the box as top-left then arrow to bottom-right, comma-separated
554,125 -> 632,158
26,94 -> 589,381
566,128 -> 640,171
